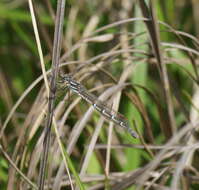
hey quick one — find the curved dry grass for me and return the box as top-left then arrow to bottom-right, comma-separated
1,1 -> 199,190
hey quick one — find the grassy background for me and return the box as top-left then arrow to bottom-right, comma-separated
1,0 -> 199,189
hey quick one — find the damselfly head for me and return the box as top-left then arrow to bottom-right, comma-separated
63,75 -> 72,81
63,75 -> 72,82
58,74 -> 72,84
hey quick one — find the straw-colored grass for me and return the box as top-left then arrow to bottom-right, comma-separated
1,0 -> 199,190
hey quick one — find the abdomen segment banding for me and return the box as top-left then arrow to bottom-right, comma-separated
62,75 -> 138,138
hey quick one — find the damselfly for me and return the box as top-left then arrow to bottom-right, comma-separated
59,75 -> 138,138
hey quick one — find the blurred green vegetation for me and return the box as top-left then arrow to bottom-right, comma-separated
0,0 -> 199,190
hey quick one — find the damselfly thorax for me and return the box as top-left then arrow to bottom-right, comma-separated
59,74 -> 138,138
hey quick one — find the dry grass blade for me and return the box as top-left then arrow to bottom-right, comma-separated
136,121 -> 199,189
158,20 -> 199,80
0,144 -> 37,189
37,0 -> 66,189
111,165 -> 150,190
139,0 -> 176,138
126,90 -> 154,143
80,118 -> 105,176
0,69 -> 17,130
2,1 -> 199,189
105,62 -> 139,176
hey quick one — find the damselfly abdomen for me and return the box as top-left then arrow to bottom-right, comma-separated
60,75 -> 138,138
